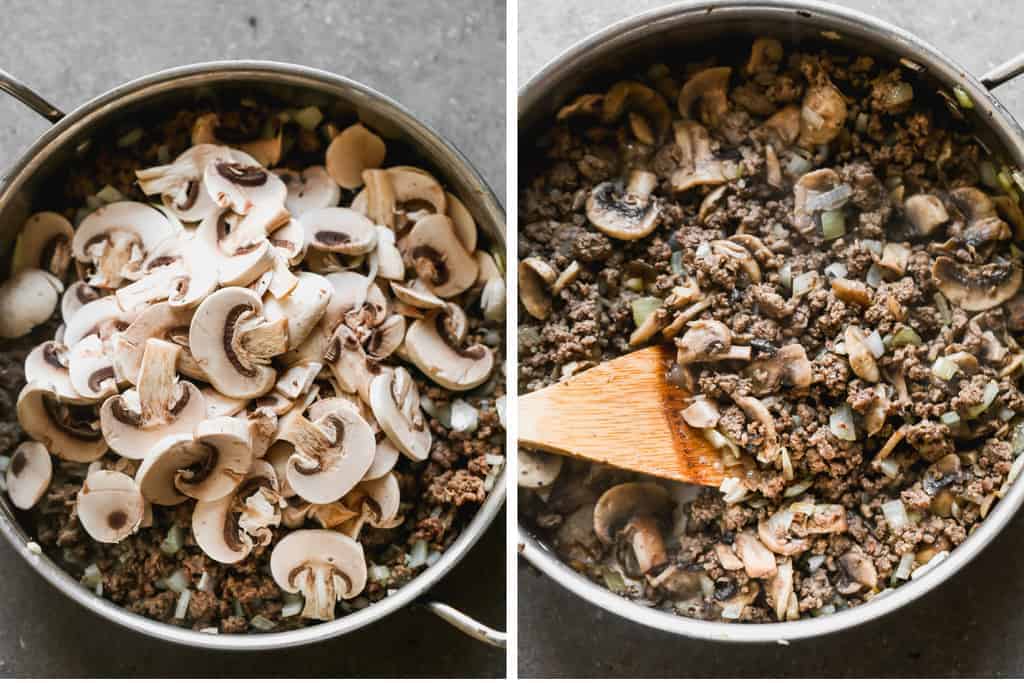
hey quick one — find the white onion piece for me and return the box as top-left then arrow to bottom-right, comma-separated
805,183 -> 853,211
881,499 -> 909,530
829,404 -> 857,441
866,330 -> 885,359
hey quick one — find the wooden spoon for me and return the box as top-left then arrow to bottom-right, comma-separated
518,344 -> 729,487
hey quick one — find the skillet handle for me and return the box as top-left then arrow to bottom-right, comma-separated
981,54 -> 1024,90
0,68 -> 64,123
419,599 -> 507,648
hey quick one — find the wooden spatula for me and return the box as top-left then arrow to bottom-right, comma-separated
518,345 -> 729,487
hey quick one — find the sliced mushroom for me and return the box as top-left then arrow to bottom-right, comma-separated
932,256 -> 1022,311
195,209 -> 276,287
277,402 -> 374,503
276,166 -> 341,216
711,240 -> 761,283
793,168 -> 841,234
601,81 -> 672,142
746,37 -> 784,74
845,325 -> 880,382
63,295 -> 135,349
6,441 -> 52,510
742,343 -> 812,396
403,308 -> 495,391
112,302 -> 206,384
593,482 -> 671,575
556,93 -> 604,120
904,194 -> 949,237
275,361 -> 323,401
338,471 -> 402,538
360,166 -> 447,230
66,334 -> 118,402
586,170 -> 660,240
518,449 -> 563,489
203,157 -> 287,216
325,123 -> 386,190
757,510 -> 810,557
798,76 -> 847,146
446,192 -> 478,253
76,469 -> 144,543
100,338 -> 206,459
734,531 -> 777,578
372,227 -> 406,281
878,243 -> 910,278
301,207 -> 378,255
0,269 -> 63,339
838,550 -> 878,594
61,281 -> 101,323
192,459 -> 281,564
72,202 -> 176,289
135,143 -> 234,222
733,394 -> 779,464
136,416 -> 253,504
950,187 -> 1011,250
270,529 -> 367,621
261,271 -> 332,351
676,320 -> 750,364
670,120 -> 727,193
17,382 -> 107,462
768,558 -> 794,621
368,367 -> 432,462
518,258 -> 556,321
402,214 -> 478,298
831,278 -> 872,307
190,287 -> 285,398
678,66 -> 732,128
680,396 -> 721,429
25,341 -> 85,404
12,211 -> 74,277
324,325 -> 379,403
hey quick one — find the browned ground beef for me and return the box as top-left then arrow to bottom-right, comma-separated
519,39 -> 1024,622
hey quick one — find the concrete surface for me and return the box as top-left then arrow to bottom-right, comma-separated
518,0 -> 1024,677
0,0 -> 505,677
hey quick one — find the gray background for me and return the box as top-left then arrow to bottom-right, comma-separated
519,0 -> 1024,677
0,0 -> 505,677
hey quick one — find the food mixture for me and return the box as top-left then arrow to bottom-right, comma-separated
518,37 -> 1024,622
0,96 -> 506,633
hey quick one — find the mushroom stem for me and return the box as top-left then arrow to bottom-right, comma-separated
297,564 -> 348,621
626,514 -> 668,574
92,235 -> 138,287
237,317 -> 289,362
278,412 -> 331,463
137,339 -> 181,424
363,169 -> 395,229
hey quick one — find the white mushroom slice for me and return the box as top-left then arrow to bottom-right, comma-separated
261,272 -> 332,351
195,209 -> 275,287
112,302 -> 206,384
277,402 -> 374,503
518,449 -> 563,489
17,383 -> 107,462
120,238 -> 219,311
368,367 -> 432,462
61,282 -> 102,323
13,211 -> 74,277
383,166 -> 447,215
276,166 -> 342,217
403,214 -> 478,298
201,386 -> 248,418
324,325 -> 381,403
365,435 -> 400,481
325,123 -> 386,190
100,339 -> 206,459
366,314 -> 406,360
275,361 -> 323,400
446,192 -> 477,253
76,469 -> 144,543
136,416 -> 253,504
246,406 -> 279,459
301,207 -> 379,255
193,459 -> 281,564
6,441 -> 53,510
136,143 -> 235,222
202,158 -> 287,216
190,287 -> 285,398
0,269 -> 63,339
372,227 -> 406,280
340,471 -> 402,538
24,341 -> 85,404
268,217 -> 307,267
266,441 -> 297,498
72,202 -> 176,289
63,295 -> 135,348
251,391 -> 294,417
391,279 -> 445,310
67,335 -> 118,402
403,309 -> 494,391
270,529 -> 367,621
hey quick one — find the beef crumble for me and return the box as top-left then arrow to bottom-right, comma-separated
519,38 -> 1024,623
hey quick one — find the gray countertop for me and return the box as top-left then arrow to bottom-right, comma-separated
518,0 -> 1024,677
0,0 -> 505,676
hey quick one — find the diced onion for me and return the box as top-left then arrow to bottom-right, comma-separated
865,330 -> 885,359
116,128 -> 143,147
281,594 -> 304,618
695,243 -> 712,259
792,271 -> 819,298
420,396 -> 452,428
407,539 -> 429,568
779,262 -> 793,291
881,499 -> 909,530
426,550 -> 443,567
861,239 -> 883,256
893,552 -> 915,581
631,296 -> 663,327
96,184 -> 126,204
671,251 -> 685,275
783,479 -> 813,498
449,399 -> 479,433
0,455 -> 10,472
174,589 -> 192,620
196,571 -> 213,593
160,525 -> 184,555
780,447 -> 794,481
806,183 -> 854,211
855,112 -> 869,133
865,264 -> 883,288
829,404 -> 858,441
820,210 -> 846,240
999,406 -> 1016,422
786,154 -> 813,177
81,564 -> 102,589
199,627 -> 218,635
932,356 -> 960,381
703,428 -> 741,463
878,458 -> 900,478
368,564 -> 391,582
250,615 -> 277,631
721,603 -> 744,620
624,277 -> 645,293
1007,454 -> 1024,487
882,82 -> 914,109
966,381 -> 999,419
823,262 -> 848,280
719,477 -> 749,504
979,161 -> 1000,190
602,567 -> 627,593
940,411 -> 961,427
807,555 -> 826,572
165,568 -> 189,594
496,396 -> 506,430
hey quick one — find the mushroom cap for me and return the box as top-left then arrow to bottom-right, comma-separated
281,402 -> 375,504
678,66 -> 732,126
602,80 -> 672,141
63,295 -> 135,348
6,441 -> 53,510
586,176 -> 660,241
13,211 -> 74,276
61,281 -> 102,323
365,436 -> 400,481
0,269 -> 63,339
593,482 -> 671,544
112,302 -> 206,384
384,166 -> 447,215
261,272 -> 332,351
277,166 -> 342,217
67,334 -> 118,402
403,214 -> 478,298
390,279 -> 445,310
24,341 -> 86,404
72,202 -> 177,286
325,123 -> 387,190
932,256 -> 1022,311
904,194 -> 949,237
446,192 -> 478,253
136,143 -> 236,222
670,120 -> 727,194
192,459 -> 280,564
269,528 -> 368,601
799,80 -> 847,146
189,287 -> 279,398
517,448 -> 563,489
76,469 -> 145,543
372,227 -> 406,281
301,207 -> 379,255
17,382 -> 108,462
350,471 -> 401,527
202,158 -> 287,216
402,309 -> 495,391
368,367 -> 432,462
195,209 -> 276,287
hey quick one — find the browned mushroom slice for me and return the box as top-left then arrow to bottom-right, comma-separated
932,256 -> 1022,311
602,81 -> 671,142
403,214 -> 478,298
518,448 -> 563,489
670,120 -> 727,193
677,66 -> 732,127
798,76 -> 847,147
734,531 -> 778,578
742,343 -> 812,396
325,123 -> 387,190
676,320 -> 750,364
586,171 -> 660,240
270,529 -> 367,621
556,93 -> 604,121
950,187 -> 1011,250
593,482 -> 672,575
845,325 -> 880,382
837,550 -> 878,594
904,194 -> 949,237
746,37 -> 784,74
792,168 -> 842,234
